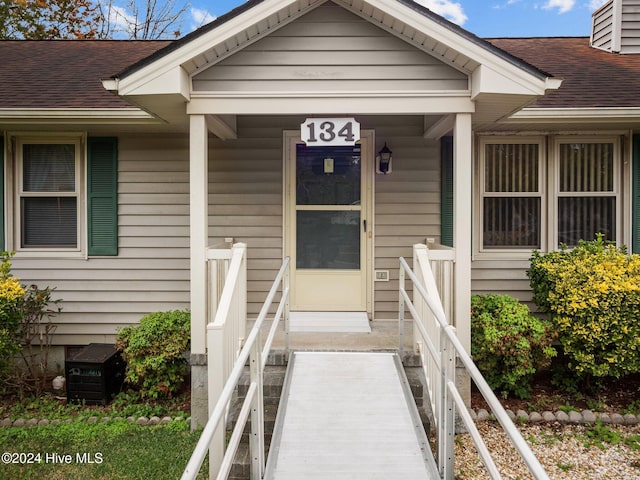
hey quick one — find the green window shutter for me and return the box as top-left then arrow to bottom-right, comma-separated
634,135 -> 640,254
441,136 -> 454,247
0,136 -> 4,252
87,137 -> 118,256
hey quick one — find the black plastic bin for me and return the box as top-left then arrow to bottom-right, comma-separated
65,343 -> 125,405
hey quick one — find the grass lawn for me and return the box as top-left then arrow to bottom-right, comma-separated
0,419 -> 208,479
0,391 -> 208,479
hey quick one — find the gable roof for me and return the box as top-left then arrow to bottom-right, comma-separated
1,6 -> 639,125
103,0 -> 559,124
114,0 -> 549,82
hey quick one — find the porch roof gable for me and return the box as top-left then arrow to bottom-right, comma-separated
104,0 -> 560,122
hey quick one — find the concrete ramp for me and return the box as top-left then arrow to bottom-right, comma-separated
264,352 -> 439,480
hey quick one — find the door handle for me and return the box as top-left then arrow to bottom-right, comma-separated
363,219 -> 367,232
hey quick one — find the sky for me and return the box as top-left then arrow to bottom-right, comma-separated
183,0 -> 611,38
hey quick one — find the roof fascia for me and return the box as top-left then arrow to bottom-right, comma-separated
112,0 -> 316,97
507,107 -> 640,124
0,108 -> 158,124
471,65 -> 562,98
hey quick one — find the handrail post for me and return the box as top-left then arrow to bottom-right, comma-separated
284,262 -> 291,355
250,328 -> 265,479
207,324 -> 225,479
441,328 -> 456,479
398,263 -> 406,360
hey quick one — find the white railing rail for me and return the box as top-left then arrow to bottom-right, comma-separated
208,243 -> 248,408
181,255 -> 290,480
399,244 -> 549,480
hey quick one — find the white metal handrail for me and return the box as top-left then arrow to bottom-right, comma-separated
182,256 -> 290,480
399,247 -> 549,480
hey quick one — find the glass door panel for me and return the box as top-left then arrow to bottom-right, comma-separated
296,210 -> 361,269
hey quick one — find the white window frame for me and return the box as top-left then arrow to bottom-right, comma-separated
9,133 -> 86,258
550,135 -> 621,250
476,136 -> 547,258
476,134 -> 623,259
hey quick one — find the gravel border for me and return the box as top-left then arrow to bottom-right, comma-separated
470,408 -> 640,425
0,415 -> 191,427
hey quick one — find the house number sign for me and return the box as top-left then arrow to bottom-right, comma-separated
301,117 -> 360,146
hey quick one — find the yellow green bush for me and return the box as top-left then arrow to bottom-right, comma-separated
0,251 -> 61,395
528,236 -> 640,384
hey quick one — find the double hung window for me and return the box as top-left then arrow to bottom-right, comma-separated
478,136 -> 620,254
481,141 -> 542,250
16,138 -> 81,251
555,140 -> 617,247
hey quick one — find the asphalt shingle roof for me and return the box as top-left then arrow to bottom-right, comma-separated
1,36 -> 639,111
489,37 -> 640,109
0,40 -> 169,109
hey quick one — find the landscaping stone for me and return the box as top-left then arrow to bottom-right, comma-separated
529,412 -> 543,423
25,418 -> 38,427
516,410 -> 528,421
37,419 -> 50,426
610,413 -> 625,424
506,409 -> 515,421
568,411 -> 582,424
1,417 -> 11,427
126,416 -> 136,423
137,416 -> 149,426
101,417 -> 111,423
161,416 -> 172,424
148,416 -> 160,425
598,413 -> 612,423
555,411 -> 569,423
87,416 -> 98,424
13,419 -> 25,427
542,411 -> 555,422
582,410 -> 597,424
476,409 -> 490,421
623,413 -> 638,425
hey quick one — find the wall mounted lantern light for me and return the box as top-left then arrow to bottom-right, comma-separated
376,143 -> 393,174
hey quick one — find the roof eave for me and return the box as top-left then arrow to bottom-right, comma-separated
508,106 -> 640,123
0,108 -> 158,124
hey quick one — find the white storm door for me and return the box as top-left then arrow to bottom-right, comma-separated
286,133 -> 372,312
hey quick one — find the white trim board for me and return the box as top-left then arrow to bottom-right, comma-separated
289,311 -> 371,333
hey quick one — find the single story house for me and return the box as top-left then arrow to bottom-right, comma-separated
1,0 -> 640,421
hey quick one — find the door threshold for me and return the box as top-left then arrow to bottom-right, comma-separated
289,311 -> 371,333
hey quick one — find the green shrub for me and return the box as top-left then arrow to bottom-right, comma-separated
471,294 -> 557,399
116,310 -> 190,399
528,236 -> 640,384
0,251 -> 60,395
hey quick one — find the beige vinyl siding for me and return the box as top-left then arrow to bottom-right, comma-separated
10,134 -> 191,345
471,260 -> 534,306
591,0 -> 640,54
592,1 -> 615,50
209,127 -> 284,315
370,117 -> 441,319
9,115 -> 446,343
192,2 -> 467,94
621,0 -> 640,52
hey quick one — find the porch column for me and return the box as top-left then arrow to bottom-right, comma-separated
189,114 -> 209,429
453,113 -> 472,353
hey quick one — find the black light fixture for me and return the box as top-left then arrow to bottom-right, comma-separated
377,143 -> 393,174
